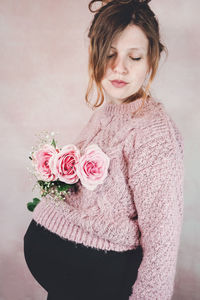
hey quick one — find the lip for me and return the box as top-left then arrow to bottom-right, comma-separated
110,80 -> 128,88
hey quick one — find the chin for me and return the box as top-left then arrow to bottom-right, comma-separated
106,93 -> 125,101
107,90 -> 131,99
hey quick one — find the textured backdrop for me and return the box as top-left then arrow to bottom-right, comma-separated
0,1 -> 199,299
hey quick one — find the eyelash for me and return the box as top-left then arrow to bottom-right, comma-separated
107,54 -> 141,61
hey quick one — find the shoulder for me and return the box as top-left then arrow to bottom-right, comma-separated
83,106 -> 102,128
124,97 -> 184,158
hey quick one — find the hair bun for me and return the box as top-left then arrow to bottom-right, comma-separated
89,0 -> 151,14
114,0 -> 151,4
104,0 -> 152,3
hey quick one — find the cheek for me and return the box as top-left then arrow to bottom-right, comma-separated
101,68 -> 112,88
131,63 -> 148,81
136,71 -> 147,83
103,68 -> 112,79
101,77 -> 108,91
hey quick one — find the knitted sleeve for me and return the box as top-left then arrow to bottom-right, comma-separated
126,128 -> 184,300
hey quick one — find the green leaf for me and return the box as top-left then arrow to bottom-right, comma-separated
54,180 -> 72,187
37,180 -> 54,191
27,198 -> 41,212
27,202 -> 35,212
51,138 -> 56,149
37,180 -> 46,187
41,192 -> 48,197
33,198 -> 41,205
52,180 -> 72,192
57,185 -> 69,192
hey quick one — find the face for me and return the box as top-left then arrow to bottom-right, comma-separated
101,24 -> 149,104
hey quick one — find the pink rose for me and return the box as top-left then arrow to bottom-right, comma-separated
76,144 -> 110,191
32,144 -> 58,181
50,144 -> 80,184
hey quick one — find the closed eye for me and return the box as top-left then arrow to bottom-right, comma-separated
107,54 -> 115,59
130,57 -> 141,61
107,54 -> 141,61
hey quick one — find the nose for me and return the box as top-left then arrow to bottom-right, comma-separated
111,55 -> 128,75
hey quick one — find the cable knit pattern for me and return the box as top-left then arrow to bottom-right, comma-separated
32,96 -> 184,300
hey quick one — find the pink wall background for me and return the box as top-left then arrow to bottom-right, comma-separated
0,1 -> 199,299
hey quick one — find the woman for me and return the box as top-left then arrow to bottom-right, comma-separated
24,1 -> 184,299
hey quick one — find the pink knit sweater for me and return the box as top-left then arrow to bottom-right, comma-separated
32,96 -> 184,300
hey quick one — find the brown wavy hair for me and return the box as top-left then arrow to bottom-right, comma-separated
86,0 -> 168,115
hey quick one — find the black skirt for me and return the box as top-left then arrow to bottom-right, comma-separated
23,219 -> 143,300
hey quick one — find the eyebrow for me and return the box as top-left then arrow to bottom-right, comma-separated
111,46 -> 145,51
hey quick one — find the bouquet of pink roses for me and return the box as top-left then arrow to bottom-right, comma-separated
27,131 -> 110,211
